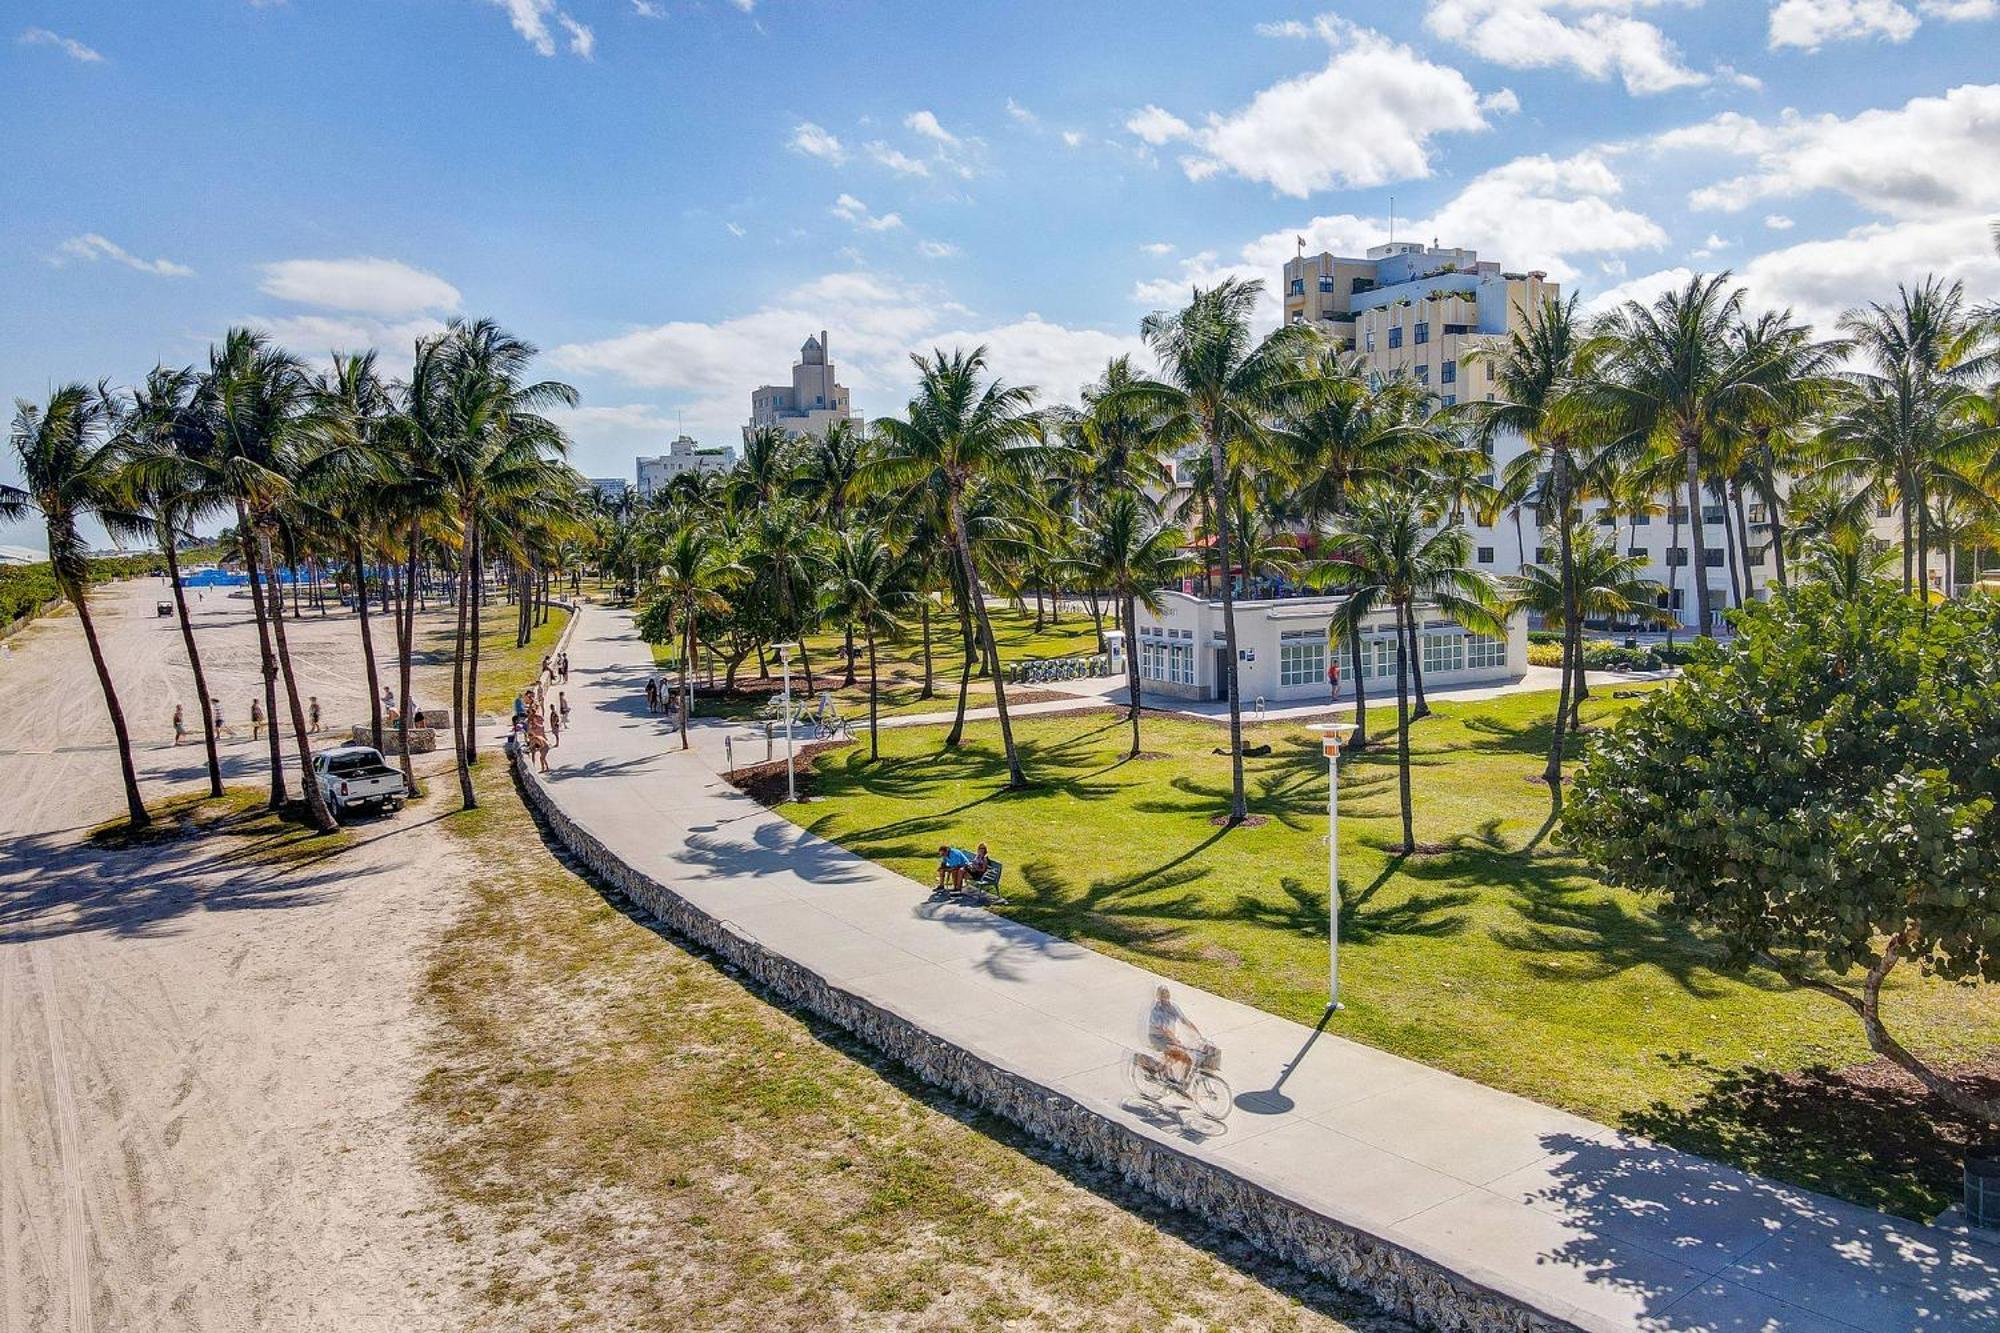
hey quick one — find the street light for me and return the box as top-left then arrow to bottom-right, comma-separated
1308,719 -> 1359,1012
773,641 -> 799,803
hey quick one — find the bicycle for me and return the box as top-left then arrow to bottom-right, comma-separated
1125,1042 -> 1231,1121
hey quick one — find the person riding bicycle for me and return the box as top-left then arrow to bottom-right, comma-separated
1146,985 -> 1209,1084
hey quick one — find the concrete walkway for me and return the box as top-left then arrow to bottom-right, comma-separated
529,603 -> 1997,1333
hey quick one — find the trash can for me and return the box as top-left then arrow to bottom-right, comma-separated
1623,636 -> 1638,650
1967,1150 -> 2000,1230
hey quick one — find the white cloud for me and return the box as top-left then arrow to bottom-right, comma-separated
728,0 -> 754,10
1133,22 -> 1493,196
1919,0 -> 1995,16
1424,0 -> 1709,95
1739,215 -> 2000,333
1255,19 -> 1314,37
725,222 -> 746,238
830,194 -> 904,232
917,239 -> 960,258
1126,105 -> 1194,146
559,13 -> 595,57
486,0 -> 594,57
1060,130 -> 1086,148
18,27 -> 103,62
1576,266 -> 1697,317
246,314 -> 449,372
1767,0 -> 1918,49
550,271 -> 1143,438
1140,241 -> 1176,256
1664,84 -> 2000,217
1004,97 -> 1038,126
630,0 -> 664,16
788,121 -> 845,164
1481,87 -> 1522,115
905,110 -> 958,146
866,141 -> 930,177
258,257 -> 461,316
54,234 -> 193,277
1690,232 -> 1731,260
1764,213 -> 1795,229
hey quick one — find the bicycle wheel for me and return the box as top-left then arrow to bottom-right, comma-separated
1190,1073 -> 1233,1121
1125,1053 -> 1169,1102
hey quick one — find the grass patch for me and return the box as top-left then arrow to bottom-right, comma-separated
659,604 -> 1106,722
89,785 -> 351,866
781,689 -> 2000,1221
420,762 -> 1398,1331
422,601 -> 571,718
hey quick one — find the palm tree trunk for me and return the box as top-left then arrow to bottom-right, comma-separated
1405,614 -> 1430,719
163,538 -> 223,798
1123,589 -> 1142,759
396,520 -> 420,793
260,532 -> 337,832
946,595 -> 974,749
354,538 -> 383,752
919,598 -> 935,699
1348,623 -> 1369,751
1682,439 -> 1717,635
1719,486 -> 1744,611
1546,461 -> 1578,809
842,623 -> 857,688
867,625 -> 880,761
70,582 -> 150,828
1731,480 -> 1757,605
1392,601 -> 1415,852
1900,477 -> 1914,594
450,529 -> 475,810
951,495 -> 1025,787
1208,432 -> 1249,823
679,620 -> 692,752
1665,504 -> 1684,646
465,524 -> 483,768
237,502 -> 288,809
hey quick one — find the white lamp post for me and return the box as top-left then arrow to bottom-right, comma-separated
1308,720 -> 1359,1011
774,641 -> 798,803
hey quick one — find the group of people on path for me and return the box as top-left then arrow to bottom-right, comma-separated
643,672 -> 683,719
514,674 -> 570,775
172,694 -> 322,745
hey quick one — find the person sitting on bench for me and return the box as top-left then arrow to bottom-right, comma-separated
935,844 -> 973,891
967,843 -> 991,883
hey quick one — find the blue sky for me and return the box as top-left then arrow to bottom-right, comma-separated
4,0 -> 1998,549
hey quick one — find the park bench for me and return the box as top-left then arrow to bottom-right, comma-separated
970,858 -> 1003,892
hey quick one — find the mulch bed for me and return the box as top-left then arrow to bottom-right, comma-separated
723,739 -> 854,805
1208,813 -> 1272,828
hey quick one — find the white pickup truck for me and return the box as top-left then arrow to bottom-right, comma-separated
313,745 -> 408,818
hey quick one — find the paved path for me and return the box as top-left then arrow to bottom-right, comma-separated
533,603 -> 1998,1333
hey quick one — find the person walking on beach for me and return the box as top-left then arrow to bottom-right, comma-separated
559,652 -> 570,683
212,698 -> 234,738
645,677 -> 658,714
173,703 -> 187,746
548,703 -> 562,747
249,698 -> 264,741
558,690 -> 570,726
309,696 -> 321,733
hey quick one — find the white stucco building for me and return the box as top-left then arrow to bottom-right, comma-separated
636,436 -> 736,499
746,331 -> 857,443
1129,592 -> 1526,706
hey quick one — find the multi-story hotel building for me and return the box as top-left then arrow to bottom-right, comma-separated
636,436 -> 736,499
746,331 -> 856,444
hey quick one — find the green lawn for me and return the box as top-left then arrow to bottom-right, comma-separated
660,603 -> 1108,721
421,601 -> 571,717
782,690 -> 2000,1220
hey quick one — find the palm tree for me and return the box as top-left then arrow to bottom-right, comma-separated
317,352 -> 395,751
1082,491 -> 1194,757
422,319 -> 577,809
1312,484 -> 1504,853
1508,528 -> 1671,727
5,386 -> 151,827
870,347 -> 1043,788
1723,311 -> 1843,594
818,527 -> 916,759
195,329 -> 339,831
114,365 -> 226,798
1116,280 -> 1317,823
797,417 -> 871,682
1592,273 -> 1780,638
651,526 -> 735,751
1455,295 -> 1605,804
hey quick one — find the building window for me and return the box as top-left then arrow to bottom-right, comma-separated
1597,512 -> 1615,527
1318,275 -> 1335,292
1290,278 -> 1304,295
1632,513 -> 1650,526
1466,634 -> 1507,670
1666,547 -> 1688,566
1388,326 -> 1404,349
1702,504 -> 1726,525
1415,364 -> 1430,384
1279,632 -> 1326,688
1441,359 -> 1456,384
1534,546 -> 1550,565
1878,502 -> 1894,518
1442,393 -> 1456,405
1423,632 -> 1466,676
1670,505 -> 1690,524
1414,321 -> 1430,345
1362,636 -> 1399,680
1477,545 -> 1495,564
1748,503 -> 1768,524
1703,548 -> 1725,567
1629,545 -> 1645,558
1747,544 -> 1768,566
1485,361 -> 1495,380
1364,330 -> 1375,352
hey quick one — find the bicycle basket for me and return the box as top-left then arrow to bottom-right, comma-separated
1196,1042 -> 1221,1073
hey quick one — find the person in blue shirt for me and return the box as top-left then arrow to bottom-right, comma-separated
935,844 -> 973,891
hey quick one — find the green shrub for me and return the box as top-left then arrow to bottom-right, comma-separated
1527,629 -> 1565,646
1526,641 -> 1565,667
